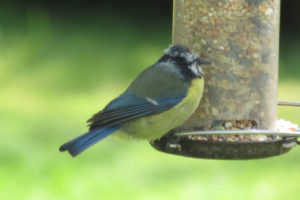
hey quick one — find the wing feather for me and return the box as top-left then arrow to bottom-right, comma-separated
88,93 -> 185,130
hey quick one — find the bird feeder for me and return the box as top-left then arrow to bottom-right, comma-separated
150,0 -> 300,159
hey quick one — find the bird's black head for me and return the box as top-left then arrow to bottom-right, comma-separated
158,44 -> 210,81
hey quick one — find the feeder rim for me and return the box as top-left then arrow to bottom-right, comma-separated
278,101 -> 300,107
175,129 -> 300,137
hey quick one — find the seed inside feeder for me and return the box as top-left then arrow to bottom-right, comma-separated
185,119 -> 298,143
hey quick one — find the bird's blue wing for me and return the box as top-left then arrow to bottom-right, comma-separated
87,91 -> 186,130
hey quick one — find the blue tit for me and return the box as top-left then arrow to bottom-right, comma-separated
59,44 -> 210,157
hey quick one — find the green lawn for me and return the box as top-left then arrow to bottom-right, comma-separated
1,23 -> 300,200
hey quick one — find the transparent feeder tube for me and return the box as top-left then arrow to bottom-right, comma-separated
173,0 -> 280,130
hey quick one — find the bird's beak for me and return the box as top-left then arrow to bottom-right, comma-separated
198,57 -> 212,65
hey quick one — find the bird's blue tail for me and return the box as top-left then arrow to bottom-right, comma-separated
59,126 -> 118,156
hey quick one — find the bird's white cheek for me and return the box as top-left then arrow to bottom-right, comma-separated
188,63 -> 198,75
188,63 -> 203,77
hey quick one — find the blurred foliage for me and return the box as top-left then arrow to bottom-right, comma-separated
0,1 -> 300,200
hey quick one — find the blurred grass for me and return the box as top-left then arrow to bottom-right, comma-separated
1,8 -> 300,200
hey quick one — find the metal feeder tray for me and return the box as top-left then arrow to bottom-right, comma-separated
150,130 -> 300,160
150,101 -> 300,160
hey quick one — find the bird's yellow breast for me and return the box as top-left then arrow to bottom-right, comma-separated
116,78 -> 204,140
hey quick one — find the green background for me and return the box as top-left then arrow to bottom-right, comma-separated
1,1 -> 300,200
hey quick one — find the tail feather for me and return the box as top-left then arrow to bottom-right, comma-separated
59,126 -> 118,156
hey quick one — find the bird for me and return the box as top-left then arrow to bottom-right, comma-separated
59,44 -> 210,157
